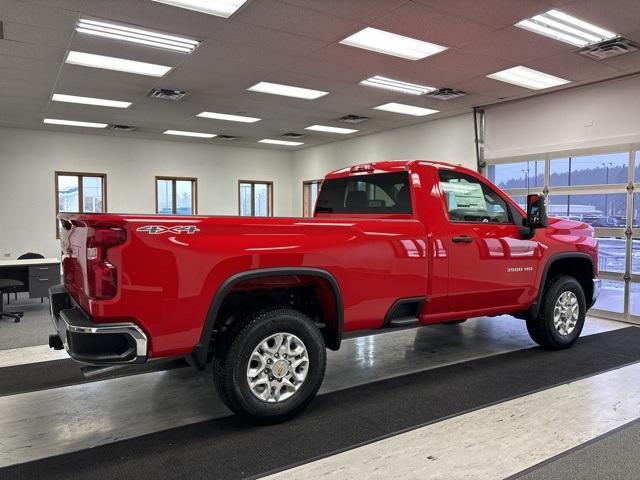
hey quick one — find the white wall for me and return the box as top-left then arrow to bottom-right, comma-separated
0,127 -> 293,258
484,74 -> 640,159
291,113 -> 476,215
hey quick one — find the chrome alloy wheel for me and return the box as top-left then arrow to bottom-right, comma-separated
246,332 -> 309,403
553,291 -> 579,336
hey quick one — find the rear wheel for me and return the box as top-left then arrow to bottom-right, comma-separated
527,275 -> 586,350
212,307 -> 326,423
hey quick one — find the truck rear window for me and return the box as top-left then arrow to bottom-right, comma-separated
315,172 -> 412,214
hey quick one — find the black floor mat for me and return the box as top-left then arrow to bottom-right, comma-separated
1,327 -> 639,480
0,357 -> 188,396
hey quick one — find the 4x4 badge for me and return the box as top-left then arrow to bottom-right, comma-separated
137,225 -> 200,235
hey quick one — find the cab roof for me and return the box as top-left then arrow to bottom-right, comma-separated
324,160 -> 475,179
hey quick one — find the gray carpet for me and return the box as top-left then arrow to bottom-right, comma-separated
515,419 -> 640,480
0,294 -> 52,350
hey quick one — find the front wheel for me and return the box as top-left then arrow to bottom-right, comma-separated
526,275 -> 586,350
212,307 -> 326,423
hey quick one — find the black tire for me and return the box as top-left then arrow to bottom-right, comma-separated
212,307 -> 326,424
446,319 -> 467,324
527,275 -> 586,350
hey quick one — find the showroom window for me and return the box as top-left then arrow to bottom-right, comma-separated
239,180 -> 273,216
55,172 -> 106,237
485,146 -> 640,323
302,180 -> 322,217
156,177 -> 197,215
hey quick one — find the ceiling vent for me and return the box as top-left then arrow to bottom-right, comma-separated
339,114 -> 369,124
217,135 -> 239,141
579,37 -> 639,60
146,88 -> 187,101
427,88 -> 467,100
281,132 -> 305,139
110,124 -> 137,132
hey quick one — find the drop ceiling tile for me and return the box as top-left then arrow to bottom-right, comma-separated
278,0 -> 410,22
284,58 -> 376,83
55,65 -> 159,99
0,39 -> 65,62
232,0 -> 364,42
22,0 -> 85,11
2,22 -> 72,48
185,39 -> 302,71
208,22 -> 327,58
415,0 -> 551,28
0,0 -> 79,29
460,26 -> 574,62
371,1 -> 496,48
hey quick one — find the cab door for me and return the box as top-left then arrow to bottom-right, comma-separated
438,169 -> 541,313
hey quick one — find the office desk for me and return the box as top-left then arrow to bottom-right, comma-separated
0,258 -> 61,299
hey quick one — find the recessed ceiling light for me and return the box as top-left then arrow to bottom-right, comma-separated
52,93 -> 131,109
76,18 -> 200,53
66,51 -> 172,77
340,27 -> 447,60
360,75 -> 436,95
43,118 -> 108,128
374,102 -> 439,117
486,65 -> 570,90
515,9 -> 617,47
151,0 -> 248,18
259,139 -> 304,146
305,125 -> 358,134
196,111 -> 261,123
248,81 -> 328,100
163,130 -> 216,138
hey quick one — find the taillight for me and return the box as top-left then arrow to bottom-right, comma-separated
86,227 -> 126,300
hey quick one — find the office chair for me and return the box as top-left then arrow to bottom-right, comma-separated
0,279 -> 23,323
6,252 -> 45,305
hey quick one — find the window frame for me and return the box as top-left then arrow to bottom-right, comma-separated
302,179 -> 322,217
155,176 -> 198,215
238,180 -> 274,217
438,169 -> 515,225
54,171 -> 107,238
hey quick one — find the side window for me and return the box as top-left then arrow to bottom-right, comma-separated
439,170 -> 512,224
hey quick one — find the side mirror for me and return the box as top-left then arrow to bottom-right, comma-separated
525,193 -> 548,228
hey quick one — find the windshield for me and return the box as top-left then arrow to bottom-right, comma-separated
315,172 -> 412,214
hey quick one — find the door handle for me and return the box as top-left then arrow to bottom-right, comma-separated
452,236 -> 473,243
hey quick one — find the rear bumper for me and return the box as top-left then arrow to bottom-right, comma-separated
49,284 -> 147,364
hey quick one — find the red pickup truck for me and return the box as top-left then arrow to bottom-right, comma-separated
50,160 -> 600,422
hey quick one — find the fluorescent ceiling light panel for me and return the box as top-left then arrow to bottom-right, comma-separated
43,118 -> 108,128
340,27 -> 447,60
486,65 -> 570,90
305,125 -> 358,134
163,130 -> 216,138
66,51 -> 172,77
259,139 -> 304,146
374,102 -> 439,117
196,111 -> 261,123
248,81 -> 328,100
52,93 -> 131,109
360,75 -> 436,95
151,0 -> 248,18
515,9 -> 617,47
76,18 -> 200,53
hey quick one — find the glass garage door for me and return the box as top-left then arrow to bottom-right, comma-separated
486,147 -> 640,324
